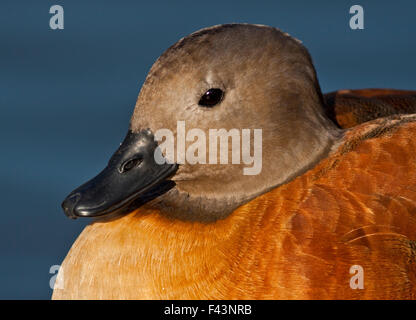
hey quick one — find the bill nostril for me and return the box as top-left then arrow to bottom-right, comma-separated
119,156 -> 143,173
61,193 -> 81,219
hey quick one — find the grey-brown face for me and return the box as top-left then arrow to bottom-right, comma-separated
62,24 -> 340,222
129,24 -> 340,221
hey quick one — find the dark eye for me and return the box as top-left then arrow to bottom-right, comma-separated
198,88 -> 224,107
119,156 -> 143,173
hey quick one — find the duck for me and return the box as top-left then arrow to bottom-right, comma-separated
53,24 -> 416,299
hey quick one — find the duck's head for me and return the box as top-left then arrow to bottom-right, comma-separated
62,24 -> 340,222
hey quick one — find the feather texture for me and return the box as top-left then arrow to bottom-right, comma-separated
324,89 -> 416,128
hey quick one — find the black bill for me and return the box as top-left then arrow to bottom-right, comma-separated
61,129 -> 178,219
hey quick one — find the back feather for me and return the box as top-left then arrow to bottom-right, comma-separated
324,89 -> 416,128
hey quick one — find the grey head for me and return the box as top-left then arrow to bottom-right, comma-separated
62,24 -> 341,222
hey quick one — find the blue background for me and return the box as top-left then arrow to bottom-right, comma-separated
0,0 -> 415,299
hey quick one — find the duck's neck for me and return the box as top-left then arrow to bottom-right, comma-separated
146,106 -> 342,222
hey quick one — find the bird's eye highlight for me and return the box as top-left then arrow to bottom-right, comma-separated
198,88 -> 224,107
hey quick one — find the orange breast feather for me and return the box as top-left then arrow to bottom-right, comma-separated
53,114 -> 416,300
